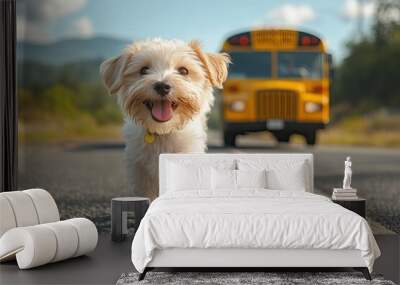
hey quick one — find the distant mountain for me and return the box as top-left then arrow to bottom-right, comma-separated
17,36 -> 131,65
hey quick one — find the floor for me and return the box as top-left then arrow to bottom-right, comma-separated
0,233 -> 133,285
1,232 -> 398,285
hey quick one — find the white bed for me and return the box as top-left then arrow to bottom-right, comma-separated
131,154 -> 380,280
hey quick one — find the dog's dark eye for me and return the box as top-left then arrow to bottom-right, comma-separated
178,67 -> 189,76
140,66 -> 150,75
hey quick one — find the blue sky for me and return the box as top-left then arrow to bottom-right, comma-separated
17,0 -> 376,61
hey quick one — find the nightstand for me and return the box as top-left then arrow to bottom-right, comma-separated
111,197 -> 150,241
332,198 -> 366,218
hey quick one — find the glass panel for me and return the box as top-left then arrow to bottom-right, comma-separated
16,3 -> 127,233
228,52 -> 272,78
277,52 -> 323,79
13,2 -> 400,240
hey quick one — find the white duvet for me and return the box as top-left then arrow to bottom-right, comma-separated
131,190 -> 380,273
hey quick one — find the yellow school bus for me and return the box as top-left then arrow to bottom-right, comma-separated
221,29 -> 332,146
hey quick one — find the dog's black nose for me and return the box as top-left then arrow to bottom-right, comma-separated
153,82 -> 171,96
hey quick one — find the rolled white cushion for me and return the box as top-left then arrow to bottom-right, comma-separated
23,189 -> 60,224
0,218 -> 98,269
0,191 -> 39,227
66,218 -> 98,257
0,189 -> 60,238
0,226 -> 57,269
0,196 -> 17,237
42,221 -> 79,262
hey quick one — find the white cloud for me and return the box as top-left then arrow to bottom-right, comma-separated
16,16 -> 49,42
17,0 -> 88,42
261,4 -> 316,26
68,17 -> 94,38
342,0 -> 376,20
379,7 -> 400,23
17,0 -> 87,22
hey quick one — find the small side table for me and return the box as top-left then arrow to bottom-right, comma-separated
332,198 -> 366,218
111,197 -> 150,242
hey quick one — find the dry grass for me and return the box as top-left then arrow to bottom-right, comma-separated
18,121 -> 122,144
319,128 -> 400,147
18,110 -> 400,148
318,112 -> 400,148
255,112 -> 400,148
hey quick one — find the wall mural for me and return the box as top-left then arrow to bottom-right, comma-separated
16,0 -> 400,238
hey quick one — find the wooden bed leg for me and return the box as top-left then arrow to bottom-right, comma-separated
354,267 -> 372,280
138,268 -> 148,281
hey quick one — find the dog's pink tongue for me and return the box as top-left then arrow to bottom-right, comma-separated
151,100 -> 173,122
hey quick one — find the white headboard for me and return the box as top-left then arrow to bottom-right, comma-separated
159,153 -> 314,195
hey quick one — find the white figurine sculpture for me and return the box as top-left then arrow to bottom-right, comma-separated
332,156 -> 357,199
343,156 -> 352,189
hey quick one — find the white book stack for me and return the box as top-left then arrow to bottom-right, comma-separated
332,188 -> 358,200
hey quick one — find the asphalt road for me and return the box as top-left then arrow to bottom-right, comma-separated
17,133 -> 400,234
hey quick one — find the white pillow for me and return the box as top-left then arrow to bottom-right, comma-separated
166,158 -> 236,171
167,163 -> 212,191
236,169 -> 267,189
212,168 -> 268,190
212,168 -> 236,190
237,159 -> 309,191
266,166 -> 307,191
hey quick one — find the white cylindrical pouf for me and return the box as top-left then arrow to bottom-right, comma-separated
0,226 -> 57,269
0,188 -> 98,269
0,192 -> 39,227
23,189 -> 60,224
0,218 -> 98,269
0,196 -> 17,237
42,221 -> 79,262
67,218 -> 98,257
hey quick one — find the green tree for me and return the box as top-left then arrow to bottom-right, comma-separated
38,85 -> 79,118
334,0 -> 400,111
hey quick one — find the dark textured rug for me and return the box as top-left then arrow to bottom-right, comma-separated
116,271 -> 395,285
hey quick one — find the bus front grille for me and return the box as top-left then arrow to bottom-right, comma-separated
256,90 -> 298,120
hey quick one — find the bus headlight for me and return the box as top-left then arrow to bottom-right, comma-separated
229,100 -> 246,112
304,102 -> 322,113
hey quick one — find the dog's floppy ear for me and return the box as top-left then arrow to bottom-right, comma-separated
189,40 -> 231,89
100,53 -> 131,95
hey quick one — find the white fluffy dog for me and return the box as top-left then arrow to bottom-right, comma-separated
100,39 -> 230,199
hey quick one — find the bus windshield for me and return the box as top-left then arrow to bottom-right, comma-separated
228,51 -> 271,78
277,51 -> 323,79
